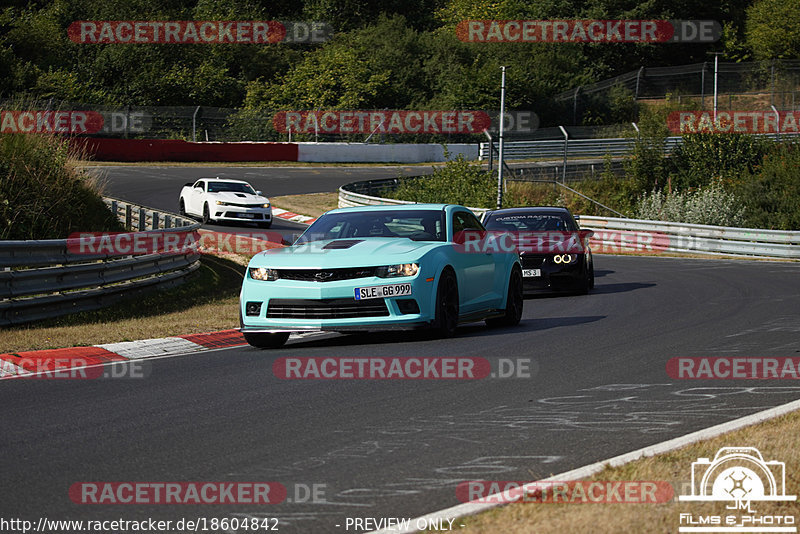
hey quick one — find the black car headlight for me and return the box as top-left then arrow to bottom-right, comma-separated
249,267 -> 278,281
553,254 -> 577,264
375,263 -> 419,278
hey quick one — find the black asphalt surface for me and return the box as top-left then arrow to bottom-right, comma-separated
3,252 -> 800,533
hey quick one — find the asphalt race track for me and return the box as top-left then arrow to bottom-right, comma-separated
3,167 -> 800,533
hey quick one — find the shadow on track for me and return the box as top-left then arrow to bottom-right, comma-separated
256,315 -> 606,350
591,282 -> 656,294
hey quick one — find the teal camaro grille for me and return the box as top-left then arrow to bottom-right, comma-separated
266,298 -> 390,319
275,267 -> 376,282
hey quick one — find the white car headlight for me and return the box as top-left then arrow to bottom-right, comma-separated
215,200 -> 230,206
261,202 -> 270,208
375,263 -> 419,278
249,267 -> 278,281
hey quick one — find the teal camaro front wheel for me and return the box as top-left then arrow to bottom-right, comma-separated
486,266 -> 523,328
244,331 -> 290,349
433,269 -> 459,337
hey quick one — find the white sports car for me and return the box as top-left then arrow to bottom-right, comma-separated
179,178 -> 272,227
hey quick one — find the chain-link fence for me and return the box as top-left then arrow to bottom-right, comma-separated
551,59 -> 800,125
0,100 -> 279,142
0,100 -> 488,144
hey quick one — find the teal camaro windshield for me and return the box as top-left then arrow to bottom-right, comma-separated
297,210 -> 446,243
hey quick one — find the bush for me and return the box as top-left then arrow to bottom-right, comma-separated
624,102 -> 678,192
390,153 -> 640,216
735,142 -> 800,230
671,133 -> 771,190
388,153 -> 497,208
0,133 -> 123,240
506,174 -> 640,218
634,180 -> 746,227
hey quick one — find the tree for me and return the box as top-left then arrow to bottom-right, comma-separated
746,0 -> 800,59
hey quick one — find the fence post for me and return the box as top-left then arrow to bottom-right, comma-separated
152,212 -> 160,230
192,106 -> 201,142
125,204 -> 132,229
700,62 -> 707,108
573,87 -> 581,125
634,67 -> 645,100
770,60 -> 775,108
558,125 -> 568,184
138,208 -> 146,231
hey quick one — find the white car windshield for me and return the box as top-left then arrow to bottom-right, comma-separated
206,182 -> 256,194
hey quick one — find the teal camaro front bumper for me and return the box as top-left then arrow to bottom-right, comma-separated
239,265 -> 440,332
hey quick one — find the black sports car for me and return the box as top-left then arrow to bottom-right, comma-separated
482,207 -> 594,295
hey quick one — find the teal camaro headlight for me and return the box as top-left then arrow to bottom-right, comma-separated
375,263 -> 419,278
249,267 -> 278,281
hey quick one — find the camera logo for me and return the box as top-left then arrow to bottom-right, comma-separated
678,447 -> 796,533
680,447 -> 794,502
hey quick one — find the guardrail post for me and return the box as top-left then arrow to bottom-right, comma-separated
164,215 -> 172,228
558,125 -> 569,183
634,67 -> 645,100
110,201 -> 118,219
138,208 -> 146,231
701,62 -> 707,108
125,204 -> 132,229
152,212 -> 160,230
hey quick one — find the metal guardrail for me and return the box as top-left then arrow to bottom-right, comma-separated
338,179 -> 800,260
478,136 -> 679,160
479,133 -> 797,161
580,216 -> 800,259
0,198 -> 201,326
338,179 -> 488,217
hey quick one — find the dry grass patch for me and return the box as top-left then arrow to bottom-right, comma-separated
456,410 -> 800,533
271,192 -> 339,218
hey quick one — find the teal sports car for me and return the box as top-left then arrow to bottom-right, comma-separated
239,204 -> 523,348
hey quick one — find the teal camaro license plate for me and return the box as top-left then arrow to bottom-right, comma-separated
354,283 -> 413,300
